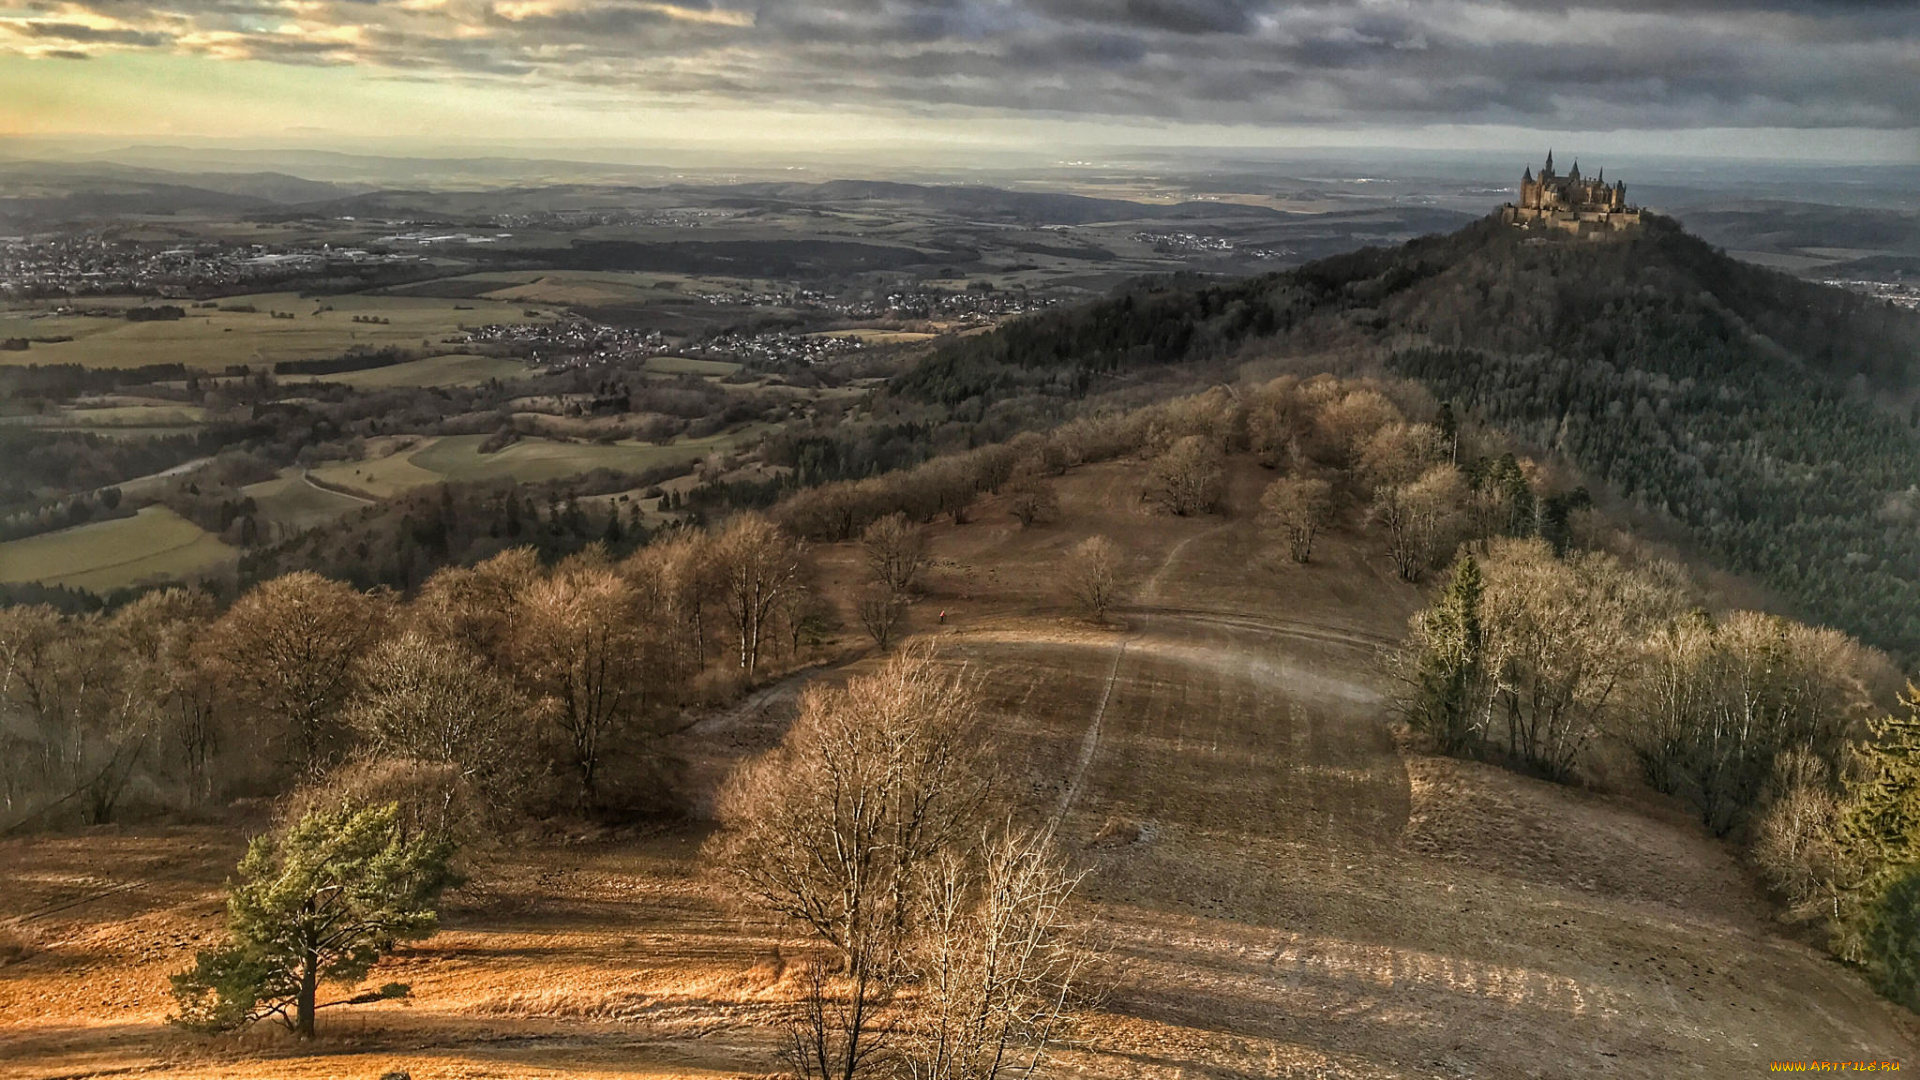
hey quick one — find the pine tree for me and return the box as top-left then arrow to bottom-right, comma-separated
1832,686 -> 1920,989
169,802 -> 454,1038
1407,554 -> 1485,754
1843,687 -> 1920,875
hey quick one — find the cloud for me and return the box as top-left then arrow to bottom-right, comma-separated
1,0 -> 1913,130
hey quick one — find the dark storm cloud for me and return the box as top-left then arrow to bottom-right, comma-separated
3,0 -> 1914,129
17,19 -> 171,46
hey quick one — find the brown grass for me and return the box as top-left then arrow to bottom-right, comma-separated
1,457 -> 1915,1079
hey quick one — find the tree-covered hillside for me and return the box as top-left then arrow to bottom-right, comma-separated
893,215 -> 1920,661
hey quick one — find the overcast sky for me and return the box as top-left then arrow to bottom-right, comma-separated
1,0 -> 1915,160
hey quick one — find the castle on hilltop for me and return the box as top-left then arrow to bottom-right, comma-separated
1499,151 -> 1642,235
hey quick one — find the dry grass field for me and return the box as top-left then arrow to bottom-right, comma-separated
2,458 -> 1914,1079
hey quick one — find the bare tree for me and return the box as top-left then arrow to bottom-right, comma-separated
1005,463 -> 1060,528
200,572 -> 385,779
1372,465 -> 1466,582
1476,539 -> 1674,780
113,589 -> 220,805
1147,435 -> 1225,517
0,606 -> 151,826
625,530 -> 718,679
711,648 -> 990,1080
510,561 -> 649,807
859,588 -> 909,652
346,631 -> 527,802
1063,537 -> 1124,624
410,548 -> 540,668
1260,476 -> 1333,564
902,827 -> 1091,1080
713,513 -> 803,678
864,513 -> 930,595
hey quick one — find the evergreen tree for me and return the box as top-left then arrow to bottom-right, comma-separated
169,802 -> 454,1038
1843,688 -> 1920,877
1407,554 -> 1485,754
1865,865 -> 1920,1011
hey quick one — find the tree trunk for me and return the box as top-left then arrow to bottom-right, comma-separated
297,946 -> 318,1038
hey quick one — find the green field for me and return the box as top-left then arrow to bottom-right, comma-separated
411,427 -> 764,485
243,470 -> 372,536
279,353 -> 535,389
0,505 -> 235,592
0,293 -> 551,371
305,440 -> 447,499
645,355 -> 742,377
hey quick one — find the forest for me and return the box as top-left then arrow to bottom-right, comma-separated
892,215 -> 1920,664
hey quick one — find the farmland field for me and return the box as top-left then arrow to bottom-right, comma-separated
410,427 -> 763,484
303,426 -> 767,499
0,293 -> 550,371
242,469 -> 372,536
0,505 -> 234,591
303,437 -> 448,499
642,355 -> 742,377
277,352 -> 534,389
2,458 -> 1910,1080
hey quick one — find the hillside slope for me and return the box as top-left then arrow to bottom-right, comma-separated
3,455 -> 1911,1079
893,215 -> 1920,661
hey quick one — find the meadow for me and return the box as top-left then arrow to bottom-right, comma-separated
304,426 -> 768,499
0,504 -> 234,592
0,293 -> 551,371
277,352 -> 534,389
2,458 -> 1908,1079
241,469 -> 372,537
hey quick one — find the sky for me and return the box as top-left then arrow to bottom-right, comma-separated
0,0 -> 1916,162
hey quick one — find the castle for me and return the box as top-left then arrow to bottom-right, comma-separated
1499,151 -> 1642,235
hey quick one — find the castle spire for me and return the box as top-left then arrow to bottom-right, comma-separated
1545,149 -> 1554,174
1523,165 -> 1533,182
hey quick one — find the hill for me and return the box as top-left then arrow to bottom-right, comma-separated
4,453 -> 1912,1078
894,214 -> 1920,661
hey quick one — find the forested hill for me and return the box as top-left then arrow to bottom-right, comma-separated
893,214 -> 1920,662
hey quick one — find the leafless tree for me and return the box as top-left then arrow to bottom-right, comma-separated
901,827 -> 1091,1080
510,559 -> 649,807
1260,476 -> 1333,564
711,648 -> 990,1080
864,513 -> 929,595
1063,537 -> 1124,624
410,547 -> 540,668
200,572 -> 385,779
713,513 -> 803,678
626,529 -> 719,679
1372,465 -> 1466,582
114,589 -> 220,805
1004,463 -> 1059,528
1477,539 -> 1674,780
1147,435 -> 1225,517
346,631 -> 528,803
859,588 -> 909,651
